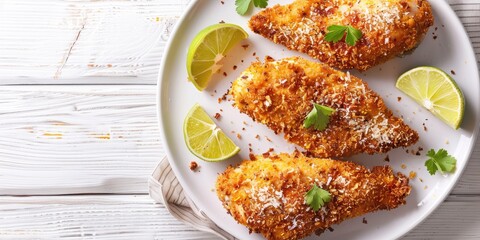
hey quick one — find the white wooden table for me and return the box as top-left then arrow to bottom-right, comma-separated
0,0 -> 479,239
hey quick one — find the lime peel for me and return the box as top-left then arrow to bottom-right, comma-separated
183,104 -> 240,162
396,66 -> 465,129
187,23 -> 248,91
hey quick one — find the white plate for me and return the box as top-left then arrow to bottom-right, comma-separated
157,1 -> 480,239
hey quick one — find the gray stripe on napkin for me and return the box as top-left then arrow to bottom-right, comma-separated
148,157 -> 237,240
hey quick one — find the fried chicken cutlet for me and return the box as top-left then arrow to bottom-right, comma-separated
230,57 -> 418,158
216,152 -> 411,240
249,0 -> 434,71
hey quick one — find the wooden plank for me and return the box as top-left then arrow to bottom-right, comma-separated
0,0 -> 190,85
0,195 -> 478,239
0,86 -> 478,195
0,195 -> 214,239
0,86 -> 162,195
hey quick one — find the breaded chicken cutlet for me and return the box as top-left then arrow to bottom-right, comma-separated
216,152 -> 411,240
230,57 -> 418,158
249,0 -> 434,71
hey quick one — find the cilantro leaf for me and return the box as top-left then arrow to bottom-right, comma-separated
253,0 -> 268,8
235,0 -> 252,15
346,26 -> 363,46
305,184 -> 331,211
324,25 -> 347,43
324,25 -> 363,46
425,149 -> 457,175
303,103 -> 335,131
235,0 -> 268,16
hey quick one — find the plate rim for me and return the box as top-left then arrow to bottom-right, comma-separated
156,1 -> 480,239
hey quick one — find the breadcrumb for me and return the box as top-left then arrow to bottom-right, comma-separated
216,153 -> 411,240
249,0 -> 433,70
230,57 -> 418,158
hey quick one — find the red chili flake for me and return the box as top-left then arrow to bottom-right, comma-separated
241,44 -> 249,50
223,72 -> 227,77
189,161 -> 198,171
397,97 -> 402,102
384,155 -> 390,162
218,92 -> 228,103
451,70 -> 456,75
249,154 -> 256,160
214,113 -> 221,120
233,65 -> 238,70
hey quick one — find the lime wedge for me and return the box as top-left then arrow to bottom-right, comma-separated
396,66 -> 465,129
183,104 -> 240,161
187,23 -> 248,91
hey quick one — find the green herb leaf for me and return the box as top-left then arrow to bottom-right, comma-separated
346,26 -> 363,46
425,149 -> 457,175
235,0 -> 268,16
324,25 -> 363,46
305,184 -> 331,211
253,0 -> 269,8
303,103 -> 335,131
235,0 -> 252,15
324,25 -> 347,43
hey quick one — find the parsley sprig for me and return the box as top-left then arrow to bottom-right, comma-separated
324,25 -> 363,46
303,103 -> 335,131
235,0 -> 269,16
305,184 -> 331,211
425,149 -> 457,175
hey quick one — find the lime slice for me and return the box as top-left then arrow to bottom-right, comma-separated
187,23 -> 248,91
183,104 -> 240,161
396,66 -> 465,129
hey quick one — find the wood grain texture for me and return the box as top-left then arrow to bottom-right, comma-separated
0,195 -> 478,240
0,0 -> 190,85
0,86 -> 162,195
0,195 -> 213,239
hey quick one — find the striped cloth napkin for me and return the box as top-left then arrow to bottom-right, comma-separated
148,157 -> 235,240
148,1 -> 479,239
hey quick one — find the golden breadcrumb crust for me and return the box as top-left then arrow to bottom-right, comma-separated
230,57 -> 418,158
216,152 -> 411,240
249,0 -> 434,70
